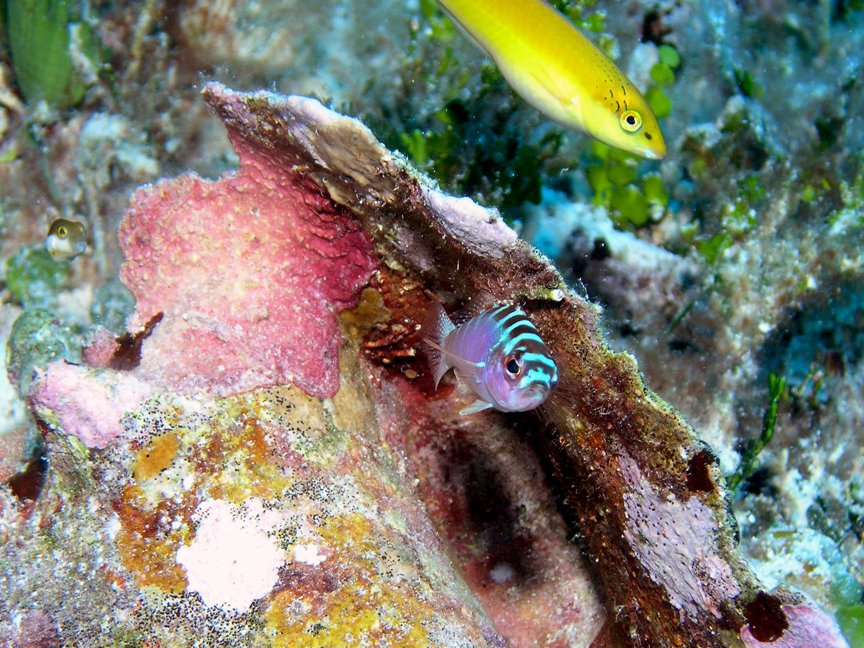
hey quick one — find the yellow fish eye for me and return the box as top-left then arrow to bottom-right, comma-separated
57,226 -> 68,238
620,110 -> 643,133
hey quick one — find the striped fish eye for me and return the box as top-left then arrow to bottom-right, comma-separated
504,356 -> 522,377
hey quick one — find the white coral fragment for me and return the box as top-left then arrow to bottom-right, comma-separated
176,498 -> 285,613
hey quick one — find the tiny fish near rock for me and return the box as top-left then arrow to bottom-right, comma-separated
44,218 -> 87,262
422,302 -> 558,415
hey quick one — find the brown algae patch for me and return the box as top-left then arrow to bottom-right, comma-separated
113,485 -> 191,594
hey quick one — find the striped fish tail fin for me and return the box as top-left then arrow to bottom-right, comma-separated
421,302 -> 456,388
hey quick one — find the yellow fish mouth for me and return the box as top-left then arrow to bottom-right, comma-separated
640,147 -> 666,161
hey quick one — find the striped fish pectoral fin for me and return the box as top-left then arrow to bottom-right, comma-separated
454,369 -> 479,397
422,337 -> 484,389
459,399 -> 494,416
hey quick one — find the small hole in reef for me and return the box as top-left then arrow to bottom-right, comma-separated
686,449 -> 714,492
745,592 -> 789,642
8,453 -> 48,503
591,238 -> 611,261
742,466 -> 776,496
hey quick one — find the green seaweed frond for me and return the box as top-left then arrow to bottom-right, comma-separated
6,0 -> 103,108
380,47 -> 562,211
727,373 -> 787,494
666,298 -> 696,335
695,232 -> 732,265
734,67 -> 765,99
644,44 -> 680,120
419,0 -> 457,42
588,141 -> 670,228
5,246 -> 71,307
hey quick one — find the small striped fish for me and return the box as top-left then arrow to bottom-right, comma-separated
422,302 -> 558,415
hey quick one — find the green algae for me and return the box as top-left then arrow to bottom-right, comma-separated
645,44 -> 679,120
727,373 -> 786,494
695,232 -> 732,265
836,604 -> 864,648
830,574 -> 863,608
385,69 -> 561,210
5,246 -> 70,308
650,62 -> 676,88
643,174 -> 669,208
610,186 -> 649,227
657,44 -> 680,69
589,142 -> 670,227
91,277 -> 136,334
6,308 -> 81,397
646,85 -> 673,120
554,0 -> 608,34
419,0 -> 456,42
734,67 -> 765,99
399,129 -> 429,167
6,0 -> 101,108
607,159 -> 638,186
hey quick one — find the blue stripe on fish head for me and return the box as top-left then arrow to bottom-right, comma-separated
480,308 -> 558,412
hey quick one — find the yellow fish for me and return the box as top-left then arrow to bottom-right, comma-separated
437,0 -> 666,159
44,218 -> 87,262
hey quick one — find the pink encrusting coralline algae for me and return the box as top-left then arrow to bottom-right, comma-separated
30,362 -> 153,449
118,136 -> 376,399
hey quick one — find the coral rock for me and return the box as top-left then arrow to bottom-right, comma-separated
118,134 -> 376,399
30,361 -> 152,449
7,82 -> 850,648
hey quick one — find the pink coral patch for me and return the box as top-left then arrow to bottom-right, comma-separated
82,327 -> 120,368
118,132 -> 376,399
30,362 -> 153,449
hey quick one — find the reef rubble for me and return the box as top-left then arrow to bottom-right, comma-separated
2,84 -> 850,648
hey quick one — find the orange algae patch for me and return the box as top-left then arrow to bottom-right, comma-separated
265,583 -> 430,648
188,398 -> 292,504
264,513 -> 432,648
115,392 -> 307,598
133,433 -> 180,481
118,398 -> 291,583
112,485 -> 192,593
